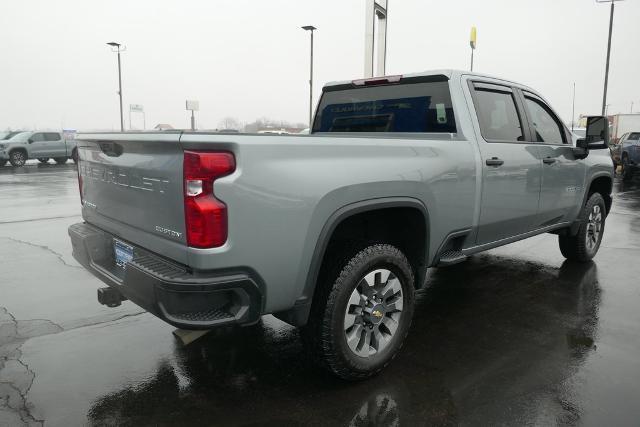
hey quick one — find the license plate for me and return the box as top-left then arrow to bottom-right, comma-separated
114,239 -> 134,268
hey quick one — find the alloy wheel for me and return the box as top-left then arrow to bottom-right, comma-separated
11,152 -> 26,166
343,268 -> 404,357
585,204 -> 603,252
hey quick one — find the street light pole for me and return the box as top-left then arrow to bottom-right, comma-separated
571,82 -> 576,132
302,26 -> 317,129
107,42 -> 125,131
597,0 -> 623,116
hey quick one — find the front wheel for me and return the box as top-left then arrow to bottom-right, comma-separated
0,159 -> 6,167
304,244 -> 415,380
559,193 -> 606,262
9,151 -> 26,167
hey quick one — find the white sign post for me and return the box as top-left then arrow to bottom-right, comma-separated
129,104 -> 145,130
364,0 -> 388,78
186,100 -> 199,131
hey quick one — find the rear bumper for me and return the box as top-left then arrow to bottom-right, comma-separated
68,222 -> 263,329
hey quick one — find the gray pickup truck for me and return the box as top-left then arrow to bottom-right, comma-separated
0,131 -> 77,166
69,70 -> 614,380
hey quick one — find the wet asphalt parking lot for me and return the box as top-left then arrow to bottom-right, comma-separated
1,162 -> 639,426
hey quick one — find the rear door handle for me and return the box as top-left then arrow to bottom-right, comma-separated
543,157 -> 556,164
485,157 -> 504,166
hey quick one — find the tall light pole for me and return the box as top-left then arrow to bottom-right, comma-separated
597,0 -> 623,116
571,82 -> 576,132
302,26 -> 316,129
107,42 -> 125,131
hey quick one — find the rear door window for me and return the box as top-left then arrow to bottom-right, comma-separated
313,80 -> 456,133
628,132 -> 640,141
471,84 -> 524,142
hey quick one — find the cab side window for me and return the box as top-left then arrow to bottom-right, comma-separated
523,96 -> 566,144
45,132 -> 61,141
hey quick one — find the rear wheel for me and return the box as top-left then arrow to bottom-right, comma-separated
71,148 -> 78,163
9,150 -> 26,167
0,159 -> 6,167
304,244 -> 415,380
37,158 -> 50,164
54,157 -> 67,164
559,193 -> 606,262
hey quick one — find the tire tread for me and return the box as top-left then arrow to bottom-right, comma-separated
304,243 -> 414,381
559,192 -> 606,262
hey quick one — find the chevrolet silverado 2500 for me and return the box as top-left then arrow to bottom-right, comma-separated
0,131 -> 77,166
69,70 -> 614,380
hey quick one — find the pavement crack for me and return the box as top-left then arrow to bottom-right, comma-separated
0,307 -> 18,325
1,305 -> 145,426
65,311 -> 147,332
0,307 -> 45,426
0,214 -> 80,225
1,236 -> 81,269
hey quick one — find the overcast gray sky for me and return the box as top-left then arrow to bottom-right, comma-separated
2,0 -> 639,131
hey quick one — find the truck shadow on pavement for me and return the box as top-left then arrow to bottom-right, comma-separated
87,256 -> 601,426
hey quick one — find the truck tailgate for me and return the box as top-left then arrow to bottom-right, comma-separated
77,133 -> 187,247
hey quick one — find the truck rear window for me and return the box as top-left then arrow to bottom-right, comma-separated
312,81 -> 456,133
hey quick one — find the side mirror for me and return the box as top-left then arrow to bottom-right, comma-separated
27,138 -> 33,144
574,138 -> 589,160
584,115 -> 609,149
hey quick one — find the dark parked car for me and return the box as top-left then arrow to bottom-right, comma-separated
618,132 -> 640,180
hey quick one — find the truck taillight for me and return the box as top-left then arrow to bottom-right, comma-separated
183,151 -> 235,248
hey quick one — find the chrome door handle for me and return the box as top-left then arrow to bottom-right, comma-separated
485,157 -> 504,166
543,157 -> 556,164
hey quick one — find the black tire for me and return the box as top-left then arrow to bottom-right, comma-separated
559,193 -> 606,262
0,159 -> 6,167
303,243 -> 415,380
622,155 -> 633,181
71,148 -> 78,164
54,157 -> 67,165
9,150 -> 26,167
37,158 -> 50,164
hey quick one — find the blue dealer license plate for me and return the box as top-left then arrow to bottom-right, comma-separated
114,240 -> 134,268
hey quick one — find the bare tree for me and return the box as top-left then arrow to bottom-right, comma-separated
243,117 -> 307,133
218,117 -> 241,130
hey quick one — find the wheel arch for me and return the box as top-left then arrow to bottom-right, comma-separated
586,174 -> 613,215
275,197 -> 430,327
